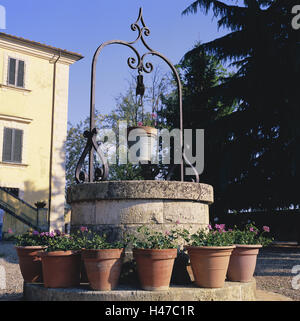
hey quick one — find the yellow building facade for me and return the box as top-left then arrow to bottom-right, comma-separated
0,32 -> 83,233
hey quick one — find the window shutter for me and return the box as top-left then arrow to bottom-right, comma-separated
8,58 -> 16,86
13,129 -> 23,163
2,128 -> 13,162
17,60 -> 25,88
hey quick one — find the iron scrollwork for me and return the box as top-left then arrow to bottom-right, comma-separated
75,128 -> 108,183
75,7 -> 200,183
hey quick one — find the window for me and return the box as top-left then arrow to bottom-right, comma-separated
7,58 -> 25,88
2,128 -> 23,163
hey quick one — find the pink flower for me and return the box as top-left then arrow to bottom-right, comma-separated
137,122 -> 143,127
249,227 -> 255,232
263,226 -> 270,233
49,232 -> 55,238
165,230 -> 170,236
176,220 -> 180,225
151,113 -> 157,119
215,224 -> 225,230
80,226 -> 88,233
8,228 -> 13,234
208,224 -> 212,230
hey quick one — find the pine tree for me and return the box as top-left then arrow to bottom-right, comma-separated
182,1 -> 300,211
159,44 -> 236,181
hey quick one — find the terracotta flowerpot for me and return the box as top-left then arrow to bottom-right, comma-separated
82,248 -> 124,291
133,248 -> 177,291
227,244 -> 262,282
15,246 -> 45,283
127,126 -> 158,162
186,246 -> 235,288
39,251 -> 81,288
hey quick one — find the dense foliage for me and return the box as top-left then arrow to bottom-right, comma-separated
159,46 -> 236,181
43,230 -> 81,252
181,0 -> 300,212
185,224 -> 235,247
230,223 -> 273,246
126,225 -> 182,249
15,230 -> 48,247
75,227 -> 124,249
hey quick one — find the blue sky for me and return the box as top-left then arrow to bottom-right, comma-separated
1,0 -> 236,125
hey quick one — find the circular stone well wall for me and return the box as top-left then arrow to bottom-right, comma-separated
67,181 -> 213,243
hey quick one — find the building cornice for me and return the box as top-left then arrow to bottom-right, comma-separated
0,34 -> 83,65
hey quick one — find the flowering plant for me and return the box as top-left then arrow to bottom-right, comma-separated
230,223 -> 273,246
75,227 -> 124,249
126,225 -> 182,249
44,230 -> 81,252
184,224 -> 234,247
15,229 -> 49,247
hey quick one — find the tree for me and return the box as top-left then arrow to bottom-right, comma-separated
182,0 -> 300,211
159,43 -> 236,181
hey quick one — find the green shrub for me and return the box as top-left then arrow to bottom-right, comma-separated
15,230 -> 48,247
184,224 -> 234,247
230,223 -> 273,246
75,227 -> 124,249
126,225 -> 183,249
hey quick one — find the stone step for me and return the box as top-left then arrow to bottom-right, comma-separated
23,279 -> 256,301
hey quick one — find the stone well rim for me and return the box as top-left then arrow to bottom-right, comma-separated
67,180 -> 213,204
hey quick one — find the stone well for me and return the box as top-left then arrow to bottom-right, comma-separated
67,180 -> 213,243
26,181 -> 259,301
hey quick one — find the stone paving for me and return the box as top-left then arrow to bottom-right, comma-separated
255,245 -> 300,301
256,290 -> 292,301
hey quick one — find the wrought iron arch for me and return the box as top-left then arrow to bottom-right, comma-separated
75,7 -> 199,184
